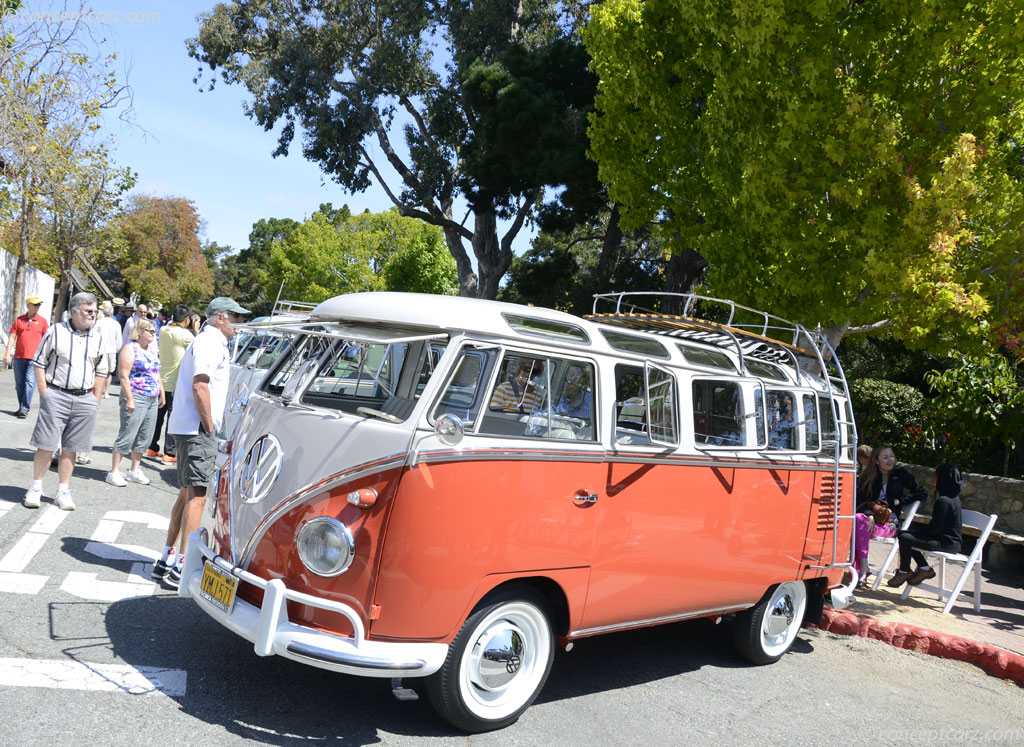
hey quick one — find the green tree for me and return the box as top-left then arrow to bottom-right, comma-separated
269,207 -> 451,302
114,195 -> 214,308
584,0 -> 1024,353
381,222 -> 457,295
40,141 -> 134,317
188,0 -> 592,299
925,354 -> 1024,477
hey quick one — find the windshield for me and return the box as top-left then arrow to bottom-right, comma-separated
262,332 -> 448,421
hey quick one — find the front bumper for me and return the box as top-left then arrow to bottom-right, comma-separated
180,529 -> 448,678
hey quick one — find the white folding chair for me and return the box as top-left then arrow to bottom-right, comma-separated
900,509 -> 998,614
870,500 -> 920,591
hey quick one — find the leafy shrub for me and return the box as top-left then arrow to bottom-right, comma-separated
849,378 -> 928,462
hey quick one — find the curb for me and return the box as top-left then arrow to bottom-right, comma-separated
816,608 -> 1024,685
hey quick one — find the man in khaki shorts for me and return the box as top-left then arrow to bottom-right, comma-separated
24,292 -> 109,511
152,297 -> 250,587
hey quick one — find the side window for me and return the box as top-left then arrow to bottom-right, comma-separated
818,395 -> 838,458
479,352 -> 597,442
645,363 -> 678,446
803,393 -> 820,450
693,380 -> 744,447
614,364 -> 646,442
613,364 -> 677,447
430,347 -> 499,426
766,390 -> 797,450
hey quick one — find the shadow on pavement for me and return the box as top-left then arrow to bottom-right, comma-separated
100,593 -> 796,742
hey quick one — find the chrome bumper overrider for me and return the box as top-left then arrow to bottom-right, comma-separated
180,529 -> 448,678
830,566 -> 857,610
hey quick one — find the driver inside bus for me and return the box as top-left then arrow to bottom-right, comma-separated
490,358 -> 544,414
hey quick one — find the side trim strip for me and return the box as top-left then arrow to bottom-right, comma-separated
569,604 -> 753,638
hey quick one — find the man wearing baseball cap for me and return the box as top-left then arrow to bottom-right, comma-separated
5,295 -> 49,418
153,297 -> 250,587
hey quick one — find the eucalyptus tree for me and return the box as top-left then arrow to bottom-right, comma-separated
189,0 -> 590,299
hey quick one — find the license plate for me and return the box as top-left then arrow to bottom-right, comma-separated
200,561 -> 238,614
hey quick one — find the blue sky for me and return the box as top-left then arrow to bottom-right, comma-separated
88,2 -> 396,251
11,1 -> 449,253
14,1 -> 538,264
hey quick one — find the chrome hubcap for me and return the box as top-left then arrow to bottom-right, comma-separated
476,625 -> 526,690
766,593 -> 795,637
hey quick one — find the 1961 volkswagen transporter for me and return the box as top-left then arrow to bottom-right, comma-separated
180,291 -> 858,732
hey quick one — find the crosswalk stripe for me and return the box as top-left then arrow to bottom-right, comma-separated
0,658 -> 186,695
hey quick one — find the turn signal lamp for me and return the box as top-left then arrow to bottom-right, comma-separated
347,488 -> 378,509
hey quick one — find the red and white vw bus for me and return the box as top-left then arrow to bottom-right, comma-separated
180,291 -> 857,732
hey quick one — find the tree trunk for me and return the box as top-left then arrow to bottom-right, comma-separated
473,209 -> 510,300
442,226 -> 478,297
13,185 -> 33,317
596,203 -> 623,278
661,247 -> 708,315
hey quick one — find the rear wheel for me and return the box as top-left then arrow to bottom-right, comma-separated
733,581 -> 807,665
425,588 -> 554,733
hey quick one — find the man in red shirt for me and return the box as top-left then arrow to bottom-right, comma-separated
5,295 -> 49,418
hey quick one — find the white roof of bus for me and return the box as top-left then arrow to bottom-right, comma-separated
312,292 -> 584,336
309,292 -> 842,394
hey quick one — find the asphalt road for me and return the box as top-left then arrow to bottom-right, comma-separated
1,373 -> 1022,745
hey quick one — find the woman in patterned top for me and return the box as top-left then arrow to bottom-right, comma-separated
106,319 -> 165,487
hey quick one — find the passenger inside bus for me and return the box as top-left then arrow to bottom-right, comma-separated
554,366 -> 592,420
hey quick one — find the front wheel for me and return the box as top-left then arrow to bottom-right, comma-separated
733,581 -> 807,665
425,588 -> 554,733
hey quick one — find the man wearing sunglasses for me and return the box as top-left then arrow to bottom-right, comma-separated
23,292 -> 109,511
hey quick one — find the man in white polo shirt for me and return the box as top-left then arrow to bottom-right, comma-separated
152,297 -> 250,587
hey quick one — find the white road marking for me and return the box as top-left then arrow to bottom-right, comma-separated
0,658 -> 186,695
61,571 -> 160,601
0,571 -> 48,594
0,533 -> 49,573
0,507 -> 69,593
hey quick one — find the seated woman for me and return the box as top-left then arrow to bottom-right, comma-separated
490,358 -> 544,414
887,462 -> 964,587
854,444 -> 926,586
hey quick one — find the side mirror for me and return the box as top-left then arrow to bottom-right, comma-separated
434,413 -> 464,446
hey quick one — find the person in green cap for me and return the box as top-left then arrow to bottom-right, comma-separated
152,297 -> 250,587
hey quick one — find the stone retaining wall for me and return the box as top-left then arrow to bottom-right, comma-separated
903,464 -> 1024,535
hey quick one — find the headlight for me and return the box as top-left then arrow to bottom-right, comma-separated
295,518 -> 355,576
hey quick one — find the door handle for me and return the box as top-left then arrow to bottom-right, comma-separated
573,490 -> 598,504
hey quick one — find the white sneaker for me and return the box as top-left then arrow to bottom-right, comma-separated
23,486 -> 42,508
125,468 -> 151,485
55,491 -> 75,511
105,471 -> 128,487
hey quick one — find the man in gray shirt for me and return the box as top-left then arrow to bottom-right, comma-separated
24,292 -> 109,511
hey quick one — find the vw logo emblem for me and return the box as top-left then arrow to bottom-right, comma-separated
238,434 -> 283,504
505,654 -> 521,674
